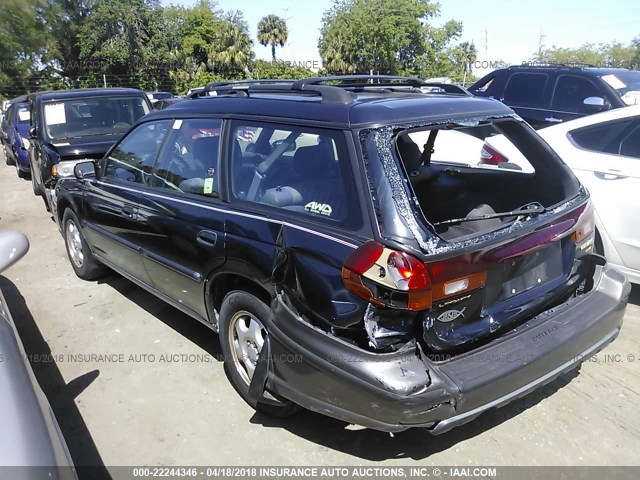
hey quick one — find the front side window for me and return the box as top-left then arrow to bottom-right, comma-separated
230,121 -> 357,225
503,73 -> 549,107
16,104 -> 30,124
551,75 -> 603,113
150,118 -> 222,196
42,95 -> 150,141
103,120 -> 171,184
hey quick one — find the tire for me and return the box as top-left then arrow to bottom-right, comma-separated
218,290 -> 300,418
17,167 -> 30,179
31,171 -> 44,196
4,146 -> 14,166
62,209 -> 107,280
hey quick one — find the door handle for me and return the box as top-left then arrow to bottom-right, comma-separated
544,116 -> 563,123
594,171 -> 627,180
121,205 -> 136,219
197,230 -> 218,247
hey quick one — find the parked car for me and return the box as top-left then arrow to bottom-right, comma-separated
1,95 -> 32,178
145,91 -> 174,104
0,231 -> 77,477
27,88 -> 151,211
54,75 -> 630,434
152,97 -> 185,110
469,65 -> 640,128
536,105 -> 640,285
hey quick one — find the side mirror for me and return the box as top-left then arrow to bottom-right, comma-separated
28,126 -> 37,139
583,97 -> 606,111
74,161 -> 97,180
0,231 -> 29,274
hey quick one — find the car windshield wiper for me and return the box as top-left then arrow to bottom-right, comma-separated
433,203 -> 545,226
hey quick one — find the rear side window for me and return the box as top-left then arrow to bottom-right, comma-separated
229,121 -> 358,226
551,75 -> 603,113
570,118 -> 640,159
103,120 -> 171,184
503,73 -> 549,107
150,118 -> 222,196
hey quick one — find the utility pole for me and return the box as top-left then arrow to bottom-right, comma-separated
103,74 -> 107,88
538,25 -> 546,59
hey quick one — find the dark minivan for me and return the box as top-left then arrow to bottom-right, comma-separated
54,76 -> 630,433
469,65 -> 640,128
27,88 -> 151,210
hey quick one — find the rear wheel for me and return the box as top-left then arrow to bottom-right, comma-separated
218,290 -> 299,418
17,167 -> 29,179
4,146 -> 14,166
62,209 -> 107,280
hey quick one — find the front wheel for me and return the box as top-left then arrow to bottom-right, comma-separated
218,290 -> 300,418
62,209 -> 107,280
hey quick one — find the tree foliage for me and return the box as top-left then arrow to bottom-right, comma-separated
533,42 -> 637,68
318,0 -> 463,77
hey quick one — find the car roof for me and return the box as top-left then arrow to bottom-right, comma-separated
8,95 -> 29,105
142,92 -> 514,128
504,65 -> 636,76
30,88 -> 147,102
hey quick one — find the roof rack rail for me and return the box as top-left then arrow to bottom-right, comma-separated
189,75 -> 470,104
189,79 -> 297,98
512,62 -> 597,68
293,75 -> 471,96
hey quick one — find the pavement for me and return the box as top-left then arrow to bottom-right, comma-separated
0,151 -> 639,475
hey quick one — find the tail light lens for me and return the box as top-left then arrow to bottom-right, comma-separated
342,241 -> 486,311
479,144 -> 508,165
571,200 -> 595,244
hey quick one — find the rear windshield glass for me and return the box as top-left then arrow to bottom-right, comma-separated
43,95 -> 150,140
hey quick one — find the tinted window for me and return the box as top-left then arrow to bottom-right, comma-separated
230,122 -> 357,225
471,76 -> 495,94
503,73 -> 548,107
104,120 -> 171,184
551,75 -> 603,112
569,118 -> 640,159
150,118 -> 222,196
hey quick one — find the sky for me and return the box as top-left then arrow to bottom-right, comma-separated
162,0 -> 640,75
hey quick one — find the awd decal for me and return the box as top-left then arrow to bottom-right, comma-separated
304,201 -> 332,216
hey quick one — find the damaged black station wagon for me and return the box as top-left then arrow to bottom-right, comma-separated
54,76 -> 631,433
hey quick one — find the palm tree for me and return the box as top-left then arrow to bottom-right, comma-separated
459,41 -> 478,85
257,14 -> 288,61
209,12 -> 254,78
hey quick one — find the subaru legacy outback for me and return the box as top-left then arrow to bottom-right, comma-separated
54,76 -> 630,433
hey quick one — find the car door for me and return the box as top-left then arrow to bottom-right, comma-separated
82,119 -> 172,286
501,72 -> 553,128
565,117 -> 640,272
548,74 -> 609,124
134,118 -> 225,320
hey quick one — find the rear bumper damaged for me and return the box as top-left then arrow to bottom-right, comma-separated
266,264 -> 630,433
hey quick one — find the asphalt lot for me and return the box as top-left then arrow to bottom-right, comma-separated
0,151 -> 639,475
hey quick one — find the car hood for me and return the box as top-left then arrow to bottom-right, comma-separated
49,137 -> 120,161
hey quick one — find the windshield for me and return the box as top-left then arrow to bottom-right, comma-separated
600,71 -> 640,105
43,95 -> 150,140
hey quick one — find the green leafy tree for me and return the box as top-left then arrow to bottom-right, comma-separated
533,42 -> 636,68
209,11 -> 254,78
250,59 -> 314,79
257,14 -> 288,61
318,0 -> 462,77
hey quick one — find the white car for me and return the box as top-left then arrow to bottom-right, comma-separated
538,105 -> 640,284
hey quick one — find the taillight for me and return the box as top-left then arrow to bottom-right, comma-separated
571,200 -> 595,252
479,144 -> 508,165
342,241 -> 486,311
